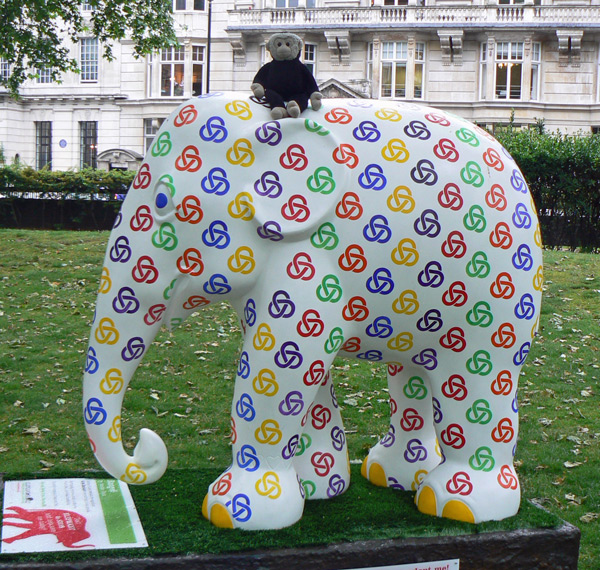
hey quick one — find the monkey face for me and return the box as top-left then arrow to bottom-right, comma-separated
268,33 -> 302,61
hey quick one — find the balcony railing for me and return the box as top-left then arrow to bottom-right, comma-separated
227,5 -> 600,28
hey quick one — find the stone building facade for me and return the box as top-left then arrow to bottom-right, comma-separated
1,0 -> 599,171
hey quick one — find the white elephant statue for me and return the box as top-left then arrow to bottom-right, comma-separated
83,92 -> 543,530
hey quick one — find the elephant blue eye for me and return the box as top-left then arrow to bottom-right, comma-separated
156,192 -> 169,209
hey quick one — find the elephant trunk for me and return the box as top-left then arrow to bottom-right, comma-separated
83,255 -> 170,485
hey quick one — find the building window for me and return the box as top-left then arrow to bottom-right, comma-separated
36,67 -> 53,84
81,1 -> 93,10
36,122 -> 52,170
495,41 -> 524,100
192,45 -> 205,96
174,0 -> 186,10
381,41 -> 425,99
161,47 -> 185,97
479,43 -> 488,100
276,0 -> 299,7
80,121 -> 97,169
1,58 -> 10,82
414,42 -> 424,98
367,43 -> 374,95
530,42 -> 541,101
303,44 -> 316,76
382,41 -> 407,98
144,118 -> 165,152
384,0 -> 409,5
194,0 -> 205,9
80,38 -> 99,82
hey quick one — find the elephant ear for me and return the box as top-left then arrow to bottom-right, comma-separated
243,114 -> 351,242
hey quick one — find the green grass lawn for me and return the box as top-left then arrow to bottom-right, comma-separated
0,230 -> 599,567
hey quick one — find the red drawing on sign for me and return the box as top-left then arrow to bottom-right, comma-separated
2,506 -> 94,549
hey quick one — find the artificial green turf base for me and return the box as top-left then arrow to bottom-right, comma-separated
0,465 -> 563,565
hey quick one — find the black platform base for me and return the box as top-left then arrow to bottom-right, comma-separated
0,517 -> 580,570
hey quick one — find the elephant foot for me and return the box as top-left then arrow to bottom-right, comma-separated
361,430 -> 441,491
203,465 -> 305,530
414,461 -> 521,524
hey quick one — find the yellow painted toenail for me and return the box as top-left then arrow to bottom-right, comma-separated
202,494 -> 209,520
368,462 -> 388,487
210,503 -> 234,529
417,485 -> 437,516
442,500 -> 475,523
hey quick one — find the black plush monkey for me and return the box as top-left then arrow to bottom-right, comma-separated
251,33 -> 323,119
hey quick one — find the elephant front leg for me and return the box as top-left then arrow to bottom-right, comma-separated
362,364 -> 440,491
202,336 -> 337,530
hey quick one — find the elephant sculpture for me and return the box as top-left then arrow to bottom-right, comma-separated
83,92 -> 542,530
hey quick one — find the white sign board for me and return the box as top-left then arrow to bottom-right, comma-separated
1,479 -> 147,553
340,561 -> 459,570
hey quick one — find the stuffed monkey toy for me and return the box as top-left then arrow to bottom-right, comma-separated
251,33 -> 323,119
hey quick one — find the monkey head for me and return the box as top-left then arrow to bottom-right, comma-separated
267,33 -> 303,61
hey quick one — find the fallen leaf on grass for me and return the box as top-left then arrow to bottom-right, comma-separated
22,426 -> 40,435
564,461 -> 583,468
565,493 -> 585,505
0,447 -> 8,453
40,460 -> 54,468
580,513 -> 600,523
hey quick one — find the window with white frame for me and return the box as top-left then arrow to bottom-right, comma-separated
1,58 -> 10,82
174,0 -> 186,10
194,0 -> 205,9
367,43 -> 374,88
36,67 -> 53,84
495,42 -> 523,99
479,43 -> 487,99
530,42 -> 541,101
144,118 -> 166,152
80,38 -> 99,82
81,1 -> 93,10
276,0 -> 299,7
80,121 -> 97,169
161,46 -> 185,97
192,45 -> 205,96
414,42 -> 424,98
480,41 -> 540,101
380,41 -> 425,99
303,43 -> 316,76
36,122 -> 52,170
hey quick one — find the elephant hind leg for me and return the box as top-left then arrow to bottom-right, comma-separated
414,355 -> 521,524
293,370 -> 351,501
362,364 -> 441,491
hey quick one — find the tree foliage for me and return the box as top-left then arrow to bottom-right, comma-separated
0,0 -> 177,96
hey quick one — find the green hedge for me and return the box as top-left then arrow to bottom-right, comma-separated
495,128 -> 600,250
0,166 -> 135,230
2,131 -> 600,248
0,165 -> 135,197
